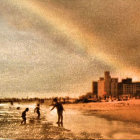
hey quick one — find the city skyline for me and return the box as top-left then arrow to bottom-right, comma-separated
94,71 -> 140,98
0,0 -> 140,98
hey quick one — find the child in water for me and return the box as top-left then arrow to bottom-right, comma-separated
34,104 -> 40,119
50,98 -> 64,124
21,108 -> 29,124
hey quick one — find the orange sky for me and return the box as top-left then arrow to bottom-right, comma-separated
0,0 -> 140,98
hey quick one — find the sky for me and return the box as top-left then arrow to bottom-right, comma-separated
0,0 -> 140,98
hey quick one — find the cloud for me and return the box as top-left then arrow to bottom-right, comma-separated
0,0 -> 139,97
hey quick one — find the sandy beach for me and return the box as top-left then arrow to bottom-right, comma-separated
0,103 -> 77,139
64,99 -> 140,123
0,100 -> 140,139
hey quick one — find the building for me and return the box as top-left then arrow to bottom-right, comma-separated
98,77 -> 105,97
98,71 -> 112,98
92,81 -> 98,95
118,78 -> 140,97
118,82 -> 123,95
122,83 -> 133,96
111,78 -> 118,97
133,82 -> 140,97
96,72 -> 139,98
104,71 -> 111,96
118,78 -> 132,96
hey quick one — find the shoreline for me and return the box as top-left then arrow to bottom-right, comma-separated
64,99 -> 140,124
0,100 -> 140,139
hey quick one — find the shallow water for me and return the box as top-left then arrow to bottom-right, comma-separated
0,102 -> 140,139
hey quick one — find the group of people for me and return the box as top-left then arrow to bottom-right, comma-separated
21,98 -> 64,125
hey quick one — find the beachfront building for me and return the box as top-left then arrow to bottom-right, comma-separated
92,81 -> 98,96
104,71 -> 111,96
98,71 -> 115,98
122,83 -> 133,96
118,82 -> 123,95
118,78 -> 132,97
97,71 -> 119,98
118,78 -> 140,98
98,77 -> 105,97
95,72 -> 139,99
111,78 -> 118,97
133,82 -> 140,97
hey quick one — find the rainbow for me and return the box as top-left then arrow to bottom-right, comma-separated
4,0 -> 140,80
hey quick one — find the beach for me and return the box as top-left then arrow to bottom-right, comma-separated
0,100 -> 140,139
64,99 -> 140,123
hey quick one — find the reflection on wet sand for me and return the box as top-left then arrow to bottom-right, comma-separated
0,103 -> 79,139
0,102 -> 140,139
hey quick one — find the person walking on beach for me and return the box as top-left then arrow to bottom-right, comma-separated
34,104 -> 40,119
50,98 -> 64,124
21,108 -> 29,124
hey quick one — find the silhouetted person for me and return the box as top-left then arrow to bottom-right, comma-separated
34,104 -> 40,119
10,101 -> 13,105
50,98 -> 64,124
17,107 -> 20,110
21,108 -> 29,124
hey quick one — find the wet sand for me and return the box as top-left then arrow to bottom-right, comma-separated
0,101 -> 140,139
0,103 -> 76,139
0,103 -> 102,139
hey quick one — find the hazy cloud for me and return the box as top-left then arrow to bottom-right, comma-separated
0,0 -> 139,97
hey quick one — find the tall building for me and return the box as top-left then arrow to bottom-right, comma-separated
104,71 -> 111,96
111,78 -> 118,97
98,71 -> 112,98
92,81 -> 98,95
98,78 -> 105,97
97,72 -> 139,98
133,82 -> 140,97
118,82 -> 123,95
118,78 -> 138,97
122,83 -> 133,96
97,71 -> 118,98
96,71 -> 140,98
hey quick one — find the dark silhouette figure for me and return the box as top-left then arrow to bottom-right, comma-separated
21,108 -> 29,124
17,107 -> 20,110
10,101 -> 13,105
50,98 -> 64,124
34,104 -> 40,119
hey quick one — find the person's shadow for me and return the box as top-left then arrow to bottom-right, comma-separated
57,122 -> 71,132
